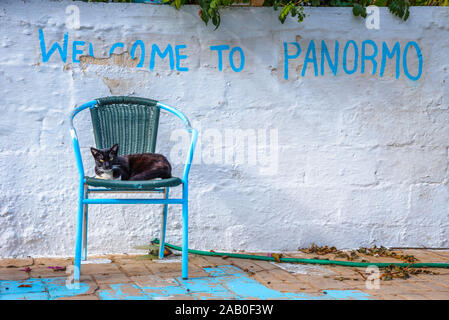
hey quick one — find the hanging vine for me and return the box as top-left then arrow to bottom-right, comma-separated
85,0 -> 447,29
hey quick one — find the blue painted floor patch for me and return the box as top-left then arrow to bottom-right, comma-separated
0,277 -> 90,300
0,265 -> 372,300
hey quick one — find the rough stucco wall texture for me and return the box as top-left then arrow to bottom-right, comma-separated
0,0 -> 448,258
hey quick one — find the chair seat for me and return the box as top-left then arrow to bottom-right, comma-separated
85,176 -> 183,190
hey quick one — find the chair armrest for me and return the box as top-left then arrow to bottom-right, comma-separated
157,102 -> 198,183
182,128 -> 198,182
70,127 -> 84,179
69,100 -> 98,180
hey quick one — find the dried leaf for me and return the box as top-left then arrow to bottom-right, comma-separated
271,253 -> 283,263
164,247 -> 173,257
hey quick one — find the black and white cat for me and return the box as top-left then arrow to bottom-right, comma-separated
90,144 -> 172,181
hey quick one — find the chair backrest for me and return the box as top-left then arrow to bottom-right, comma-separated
90,96 -> 160,155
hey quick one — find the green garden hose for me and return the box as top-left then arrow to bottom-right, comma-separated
152,238 -> 449,269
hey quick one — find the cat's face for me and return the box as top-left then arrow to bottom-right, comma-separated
90,144 -> 119,171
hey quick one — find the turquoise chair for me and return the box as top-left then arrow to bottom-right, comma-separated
69,96 -> 198,281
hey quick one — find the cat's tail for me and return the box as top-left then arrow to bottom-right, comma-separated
128,168 -> 172,181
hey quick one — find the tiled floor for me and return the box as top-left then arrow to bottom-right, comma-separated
0,249 -> 448,300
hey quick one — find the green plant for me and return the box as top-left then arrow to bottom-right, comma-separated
387,0 -> 411,20
269,0 -> 306,23
83,0 -> 445,29
87,0 -> 134,2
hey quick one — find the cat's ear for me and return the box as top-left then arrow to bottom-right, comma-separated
91,147 -> 100,158
110,144 -> 119,155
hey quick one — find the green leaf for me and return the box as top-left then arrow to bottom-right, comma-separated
352,3 -> 367,18
388,0 -> 410,20
403,9 -> 410,20
212,12 -> 221,29
200,9 -> 209,24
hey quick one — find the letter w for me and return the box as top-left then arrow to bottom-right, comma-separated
39,29 -> 68,63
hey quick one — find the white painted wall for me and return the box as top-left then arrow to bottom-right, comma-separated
0,0 -> 448,258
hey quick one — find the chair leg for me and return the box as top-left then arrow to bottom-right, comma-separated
182,184 -> 188,280
159,187 -> 169,259
82,185 -> 88,261
82,204 -> 88,261
74,183 -> 85,281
